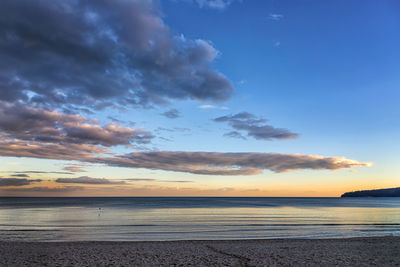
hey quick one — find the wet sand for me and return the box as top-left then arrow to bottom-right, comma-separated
0,236 -> 399,266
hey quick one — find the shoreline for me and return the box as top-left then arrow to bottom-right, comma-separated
1,236 -> 399,266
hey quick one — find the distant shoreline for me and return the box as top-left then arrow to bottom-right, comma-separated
342,187 -> 400,197
1,237 -> 399,266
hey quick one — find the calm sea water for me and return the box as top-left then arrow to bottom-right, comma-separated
0,197 -> 400,241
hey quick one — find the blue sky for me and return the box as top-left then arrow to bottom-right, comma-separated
0,0 -> 398,196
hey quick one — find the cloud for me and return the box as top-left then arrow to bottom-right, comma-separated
107,117 -> 125,124
193,0 -> 237,9
161,180 -> 193,183
55,176 -> 125,185
214,112 -> 299,141
174,127 -> 191,132
94,151 -> 372,175
125,178 -> 157,182
273,40 -> 281,47
159,136 -> 173,142
0,178 -> 42,187
0,0 -> 233,109
156,127 -> 191,133
0,132 -> 371,176
223,131 -> 246,139
11,171 -> 73,175
10,174 -> 29,178
161,109 -> 181,119
0,186 -> 84,192
199,104 -> 229,110
63,164 -> 87,173
0,101 -> 154,146
125,178 -> 193,183
269,13 -> 284,21
0,134 -> 107,161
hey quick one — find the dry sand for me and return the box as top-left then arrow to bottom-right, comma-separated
0,236 -> 399,266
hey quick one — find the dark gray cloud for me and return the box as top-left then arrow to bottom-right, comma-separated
12,171 -> 73,175
214,112 -> 299,141
1,186 -> 84,192
161,109 -> 181,119
0,178 -> 42,187
0,101 -> 154,146
159,136 -> 173,142
0,0 -> 233,109
223,131 -> 246,139
10,174 -> 29,178
56,176 -> 125,185
94,151 -> 371,175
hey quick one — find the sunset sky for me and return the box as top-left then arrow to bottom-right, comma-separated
0,0 -> 399,197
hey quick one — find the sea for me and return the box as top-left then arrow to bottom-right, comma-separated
0,197 -> 399,242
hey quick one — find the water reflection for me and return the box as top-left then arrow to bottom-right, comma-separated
0,197 -> 399,241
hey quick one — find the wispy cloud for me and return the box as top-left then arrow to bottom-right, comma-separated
107,117 -> 136,127
161,109 -> 181,119
0,186 -> 84,193
223,131 -> 246,139
63,164 -> 87,173
159,136 -> 173,142
8,171 -> 73,175
193,0 -> 237,9
125,178 -> 157,182
199,104 -> 229,110
125,178 -> 193,183
155,127 -> 191,134
56,176 -> 125,185
174,127 -> 191,132
214,112 -> 298,141
269,13 -> 284,21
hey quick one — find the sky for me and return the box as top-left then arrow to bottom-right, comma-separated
0,0 -> 399,197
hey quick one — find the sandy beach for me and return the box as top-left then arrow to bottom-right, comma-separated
0,236 -> 399,266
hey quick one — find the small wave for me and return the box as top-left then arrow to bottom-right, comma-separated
0,229 -> 61,232
223,223 -> 400,227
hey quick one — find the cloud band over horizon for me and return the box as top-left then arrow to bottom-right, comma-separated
0,139 -> 372,175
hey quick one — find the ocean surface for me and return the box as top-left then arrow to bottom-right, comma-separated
0,197 -> 400,242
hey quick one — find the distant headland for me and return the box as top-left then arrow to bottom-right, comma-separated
341,187 -> 400,197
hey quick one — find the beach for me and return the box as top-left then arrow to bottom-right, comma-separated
1,236 -> 399,266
